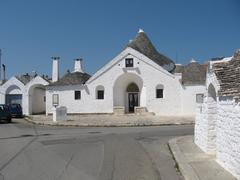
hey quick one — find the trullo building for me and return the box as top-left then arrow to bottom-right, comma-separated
0,30 -> 207,116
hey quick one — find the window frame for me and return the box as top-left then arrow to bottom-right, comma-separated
125,58 -> 134,68
97,90 -> 104,100
196,93 -> 204,103
74,90 -> 81,100
156,89 -> 163,98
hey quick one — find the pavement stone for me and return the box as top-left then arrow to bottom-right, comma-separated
168,136 -> 236,180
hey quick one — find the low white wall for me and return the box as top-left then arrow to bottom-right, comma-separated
181,85 -> 206,116
216,100 -> 240,179
195,98 -> 240,180
195,101 -> 209,152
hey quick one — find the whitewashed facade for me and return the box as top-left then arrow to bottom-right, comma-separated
195,50 -> 240,180
0,75 -> 49,115
0,30 -> 207,116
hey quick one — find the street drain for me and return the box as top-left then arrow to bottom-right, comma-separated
88,131 -> 101,134
20,134 -> 34,137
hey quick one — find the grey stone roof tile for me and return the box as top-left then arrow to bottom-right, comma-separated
48,71 -> 91,86
174,63 -> 207,85
213,49 -> 240,97
127,32 -> 175,72
15,73 -> 36,85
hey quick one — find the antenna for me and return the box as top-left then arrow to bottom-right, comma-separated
0,49 -> 1,80
175,51 -> 178,64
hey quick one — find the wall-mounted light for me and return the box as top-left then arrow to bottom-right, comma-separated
52,94 -> 59,107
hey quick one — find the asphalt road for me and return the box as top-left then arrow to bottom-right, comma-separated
0,119 -> 194,180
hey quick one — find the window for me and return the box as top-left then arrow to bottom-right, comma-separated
156,84 -> 164,98
97,90 -> 104,99
196,94 -> 204,103
75,91 -> 81,100
96,85 -> 105,99
44,96 -> 46,102
156,89 -> 163,98
125,58 -> 133,67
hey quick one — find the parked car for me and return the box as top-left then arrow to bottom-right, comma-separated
0,104 -> 12,123
9,104 -> 23,118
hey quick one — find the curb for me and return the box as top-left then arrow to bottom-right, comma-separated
24,117 -> 194,128
168,136 -> 200,180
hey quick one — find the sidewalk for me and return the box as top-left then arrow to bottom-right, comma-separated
168,136 -> 236,180
25,114 -> 194,127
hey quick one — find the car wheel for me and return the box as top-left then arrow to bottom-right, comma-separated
7,118 -> 12,123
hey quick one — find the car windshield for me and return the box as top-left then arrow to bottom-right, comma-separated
0,106 -> 4,111
10,104 -> 19,110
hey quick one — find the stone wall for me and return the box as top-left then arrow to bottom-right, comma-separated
216,99 -> 240,179
195,99 -> 208,152
195,96 -> 217,154
195,98 -> 240,179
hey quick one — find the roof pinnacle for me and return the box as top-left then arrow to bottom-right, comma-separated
190,58 -> 196,63
138,28 -> 144,33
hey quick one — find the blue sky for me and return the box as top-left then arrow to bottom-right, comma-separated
0,0 -> 239,78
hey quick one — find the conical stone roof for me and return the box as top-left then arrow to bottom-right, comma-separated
127,31 -> 175,72
48,71 -> 91,86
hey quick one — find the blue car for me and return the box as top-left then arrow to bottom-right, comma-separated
9,104 -> 23,118
0,104 -> 12,123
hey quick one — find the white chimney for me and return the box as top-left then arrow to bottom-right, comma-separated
74,58 -> 83,73
52,57 -> 60,82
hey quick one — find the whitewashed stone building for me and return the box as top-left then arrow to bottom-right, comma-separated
0,73 -> 50,115
0,30 -> 207,116
195,49 -> 240,179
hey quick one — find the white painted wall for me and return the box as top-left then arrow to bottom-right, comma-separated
0,76 -> 49,115
195,61 -> 240,179
181,85 -> 206,116
195,66 -> 220,154
195,98 -> 240,180
216,100 -> 240,180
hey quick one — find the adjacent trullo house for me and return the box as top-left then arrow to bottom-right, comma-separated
195,49 -> 240,179
0,29 -> 207,116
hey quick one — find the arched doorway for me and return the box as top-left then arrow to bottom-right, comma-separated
207,83 -> 217,154
126,83 -> 139,113
113,73 -> 143,113
25,76 -> 49,115
28,84 -> 46,115
5,85 -> 23,105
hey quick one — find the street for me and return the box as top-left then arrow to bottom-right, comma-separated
0,119 -> 193,180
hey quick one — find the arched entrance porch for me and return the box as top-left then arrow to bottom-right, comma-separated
113,73 -> 144,113
26,76 -> 49,115
28,84 -> 46,115
5,85 -> 23,105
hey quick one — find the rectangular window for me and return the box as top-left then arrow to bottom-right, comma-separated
44,96 -> 46,102
97,90 -> 104,99
125,58 -> 134,67
196,94 -> 204,103
75,91 -> 81,100
156,89 -> 163,98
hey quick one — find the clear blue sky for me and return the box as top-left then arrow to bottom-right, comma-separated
0,0 -> 239,78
